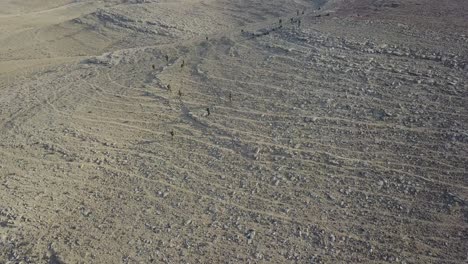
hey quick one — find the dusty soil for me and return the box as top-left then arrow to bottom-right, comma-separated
0,0 -> 467,263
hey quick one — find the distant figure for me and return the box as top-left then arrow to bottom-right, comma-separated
170,130 -> 175,139
206,36 -> 209,41
152,64 -> 155,70
206,107 -> 211,117
279,18 -> 282,24
302,9 -> 305,15
297,10 -> 299,16
228,92 -> 232,102
178,90 -> 183,98
167,84 -> 171,91
165,54 -> 169,62
181,60 -> 185,68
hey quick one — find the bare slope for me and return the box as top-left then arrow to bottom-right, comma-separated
1,0 -> 467,263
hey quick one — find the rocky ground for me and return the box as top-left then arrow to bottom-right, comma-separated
0,0 -> 467,263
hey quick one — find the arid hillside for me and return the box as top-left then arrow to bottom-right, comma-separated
0,0 -> 467,263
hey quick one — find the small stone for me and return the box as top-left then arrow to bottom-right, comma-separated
81,209 -> 92,217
